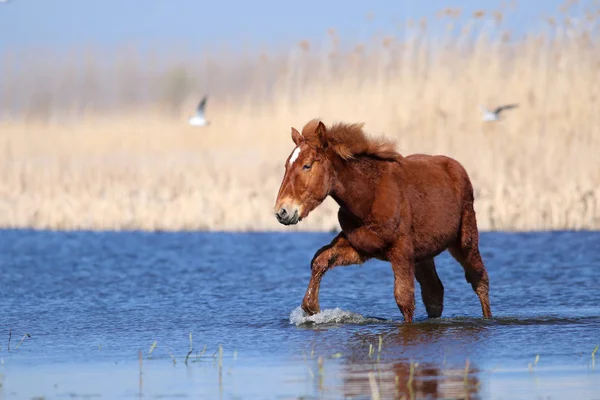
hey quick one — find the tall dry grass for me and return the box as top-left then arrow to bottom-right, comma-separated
1,6 -> 600,232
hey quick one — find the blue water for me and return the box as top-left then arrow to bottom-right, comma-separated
1,230 -> 600,399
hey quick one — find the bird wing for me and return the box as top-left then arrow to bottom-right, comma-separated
196,96 -> 207,116
494,104 -> 518,114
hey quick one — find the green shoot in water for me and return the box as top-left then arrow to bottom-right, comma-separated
14,333 -> 31,350
185,332 -> 193,365
148,341 -> 157,357
368,371 -> 381,400
307,366 -> 314,379
168,349 -> 177,365
407,360 -> 418,386
198,344 -> 207,358
407,360 -> 418,400
317,356 -> 324,377
592,345 -> 598,369
218,344 -> 223,369
528,354 -> 540,373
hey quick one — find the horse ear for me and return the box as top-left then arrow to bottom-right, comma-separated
316,121 -> 327,147
291,127 -> 303,146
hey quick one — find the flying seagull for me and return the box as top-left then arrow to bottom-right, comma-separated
479,104 -> 518,122
188,95 -> 210,126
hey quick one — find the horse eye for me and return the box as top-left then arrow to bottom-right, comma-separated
303,164 -> 312,170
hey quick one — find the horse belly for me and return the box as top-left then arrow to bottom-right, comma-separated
410,189 -> 462,260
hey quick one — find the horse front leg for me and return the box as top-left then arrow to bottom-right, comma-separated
388,238 -> 417,323
302,233 -> 370,315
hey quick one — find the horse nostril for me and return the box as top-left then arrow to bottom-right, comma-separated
279,208 -> 288,217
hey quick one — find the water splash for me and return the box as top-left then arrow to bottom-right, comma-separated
289,306 -> 392,326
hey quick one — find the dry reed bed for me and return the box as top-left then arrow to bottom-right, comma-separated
1,9 -> 600,232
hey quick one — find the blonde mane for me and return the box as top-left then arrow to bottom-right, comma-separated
301,119 -> 400,161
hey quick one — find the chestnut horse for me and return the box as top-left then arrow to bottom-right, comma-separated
273,119 -> 492,323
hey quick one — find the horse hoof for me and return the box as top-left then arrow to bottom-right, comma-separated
302,303 -> 320,316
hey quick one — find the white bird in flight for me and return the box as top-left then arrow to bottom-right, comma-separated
479,104 -> 518,122
188,95 -> 210,126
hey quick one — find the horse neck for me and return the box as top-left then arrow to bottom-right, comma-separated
329,155 -> 379,220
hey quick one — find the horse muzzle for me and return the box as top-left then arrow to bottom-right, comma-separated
275,206 -> 300,225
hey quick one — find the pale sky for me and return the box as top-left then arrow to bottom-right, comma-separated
0,0 -> 593,114
0,0 -> 591,54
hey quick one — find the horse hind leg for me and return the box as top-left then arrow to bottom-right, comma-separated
415,258 -> 444,318
448,204 -> 492,318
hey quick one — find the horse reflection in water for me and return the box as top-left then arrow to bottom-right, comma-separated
339,360 -> 480,400
307,321 -> 488,399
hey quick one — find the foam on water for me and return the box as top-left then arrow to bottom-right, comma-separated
289,306 -> 392,326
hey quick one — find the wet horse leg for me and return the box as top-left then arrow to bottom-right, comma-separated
391,256 -> 415,323
389,240 -> 416,323
448,204 -> 492,318
415,258 -> 445,318
301,233 -> 370,315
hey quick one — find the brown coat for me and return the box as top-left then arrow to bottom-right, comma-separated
274,119 -> 491,322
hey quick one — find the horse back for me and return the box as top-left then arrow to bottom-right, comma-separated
402,153 -> 473,199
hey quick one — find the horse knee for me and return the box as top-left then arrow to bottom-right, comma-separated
464,271 -> 473,285
465,268 -> 489,292
311,252 -> 330,275
475,271 -> 490,292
